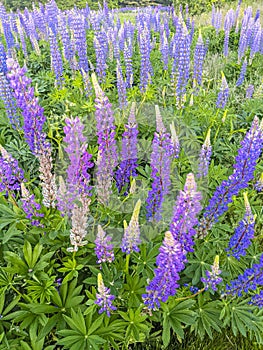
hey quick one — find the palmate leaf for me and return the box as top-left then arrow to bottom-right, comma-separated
191,294 -> 223,340
161,299 -> 197,348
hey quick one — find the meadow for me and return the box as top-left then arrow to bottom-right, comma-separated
0,0 -> 263,349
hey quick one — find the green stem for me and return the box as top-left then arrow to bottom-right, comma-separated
125,254 -> 130,275
174,288 -> 205,302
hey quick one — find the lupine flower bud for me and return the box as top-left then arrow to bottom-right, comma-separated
197,129 -> 212,178
216,72 -> 229,109
201,255 -> 223,291
95,273 -> 117,316
121,199 -> 141,254
94,225 -> 114,265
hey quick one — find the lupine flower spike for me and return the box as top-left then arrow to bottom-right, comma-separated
197,129 -> 212,178
94,225 -> 115,265
21,183 -> 44,227
255,173 -> 263,192
121,199 -> 141,254
95,273 -> 117,317
201,255 -> 223,292
227,192 -> 255,259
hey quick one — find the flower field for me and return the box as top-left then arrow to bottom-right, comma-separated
0,0 -> 263,349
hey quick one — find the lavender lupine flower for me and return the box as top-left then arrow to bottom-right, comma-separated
197,129 -> 212,178
16,18 -> 27,58
255,173 -> 263,192
95,273 -> 116,317
0,145 -> 24,194
94,31 -> 108,82
115,102 -> 138,194
116,60 -> 127,109
81,69 -> 93,98
198,116 -> 263,236
226,193 -> 255,260
226,253 -> 263,297
176,23 -> 191,104
6,58 -> 47,154
160,30 -> 169,71
92,73 -> 118,205
124,39 -> 133,88
21,183 -> 44,227
58,117 -> 93,214
0,70 -> 19,128
170,173 -> 202,254
246,84 -> 254,99
139,24 -> 152,92
250,26 -> 261,61
142,231 -> 185,310
250,291 -> 263,308
58,15 -> 74,68
146,106 -> 175,221
72,14 -> 89,72
216,73 -> 229,109
170,122 -> 180,158
121,199 -> 141,254
193,31 -> 207,87
236,58 -> 247,87
201,256 -> 223,291
49,28 -> 64,87
94,225 -> 114,264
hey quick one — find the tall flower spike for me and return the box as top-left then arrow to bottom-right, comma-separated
92,73 -> 118,205
236,58 -> 247,87
198,116 -> 263,237
146,106 -> 174,221
115,102 -> 138,194
216,72 -> 229,109
6,58 -> 47,154
201,255 -> 223,292
197,129 -> 212,178
170,122 -> 180,158
226,253 -> 263,297
170,173 -> 202,254
226,192 -> 255,259
121,199 -> 141,254
142,231 -> 185,310
95,273 -> 117,317
94,225 -> 114,265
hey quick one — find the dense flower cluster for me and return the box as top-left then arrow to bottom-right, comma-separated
95,225 -> 114,264
226,193 -> 255,259
201,256 -> 223,292
95,273 -> 116,317
198,116 -> 263,236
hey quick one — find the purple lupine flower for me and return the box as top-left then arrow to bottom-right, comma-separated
176,23 -> 191,104
216,73 -> 229,109
121,199 -> 141,254
17,19 -> 27,58
49,28 -> 64,87
197,129 -> 212,178
94,225 -> 114,264
226,193 -> 255,260
226,253 -> 263,297
0,145 -> 24,194
236,58 -> 247,87
58,117 -> 93,214
250,291 -> 263,308
81,69 -> 93,98
139,24 -> 152,92
58,14 -> 74,68
142,231 -> 185,310
0,70 -> 19,129
250,27 -> 261,61
115,102 -> 138,194
146,106 -> 175,221
72,14 -> 89,72
6,58 -> 47,154
198,116 -> 263,236
116,60 -> 127,109
246,84 -> 254,99
201,256 -> 223,291
170,173 -> 202,254
160,29 -> 169,71
255,173 -> 263,192
94,31 -> 108,82
124,39 -> 133,88
21,183 -> 44,227
193,31 -> 207,87
170,121 -> 180,158
95,273 -> 116,317
92,73 -> 118,205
